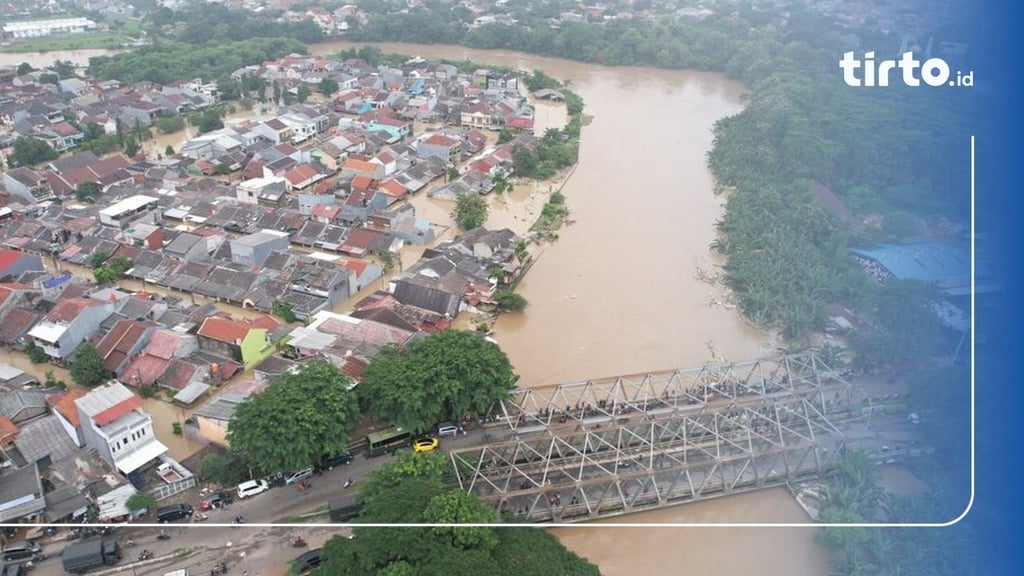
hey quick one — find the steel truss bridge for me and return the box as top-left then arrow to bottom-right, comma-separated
448,356 -> 884,523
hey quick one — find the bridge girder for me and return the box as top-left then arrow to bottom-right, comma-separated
452,355 -> 859,523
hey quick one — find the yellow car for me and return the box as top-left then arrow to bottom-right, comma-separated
412,437 -> 439,453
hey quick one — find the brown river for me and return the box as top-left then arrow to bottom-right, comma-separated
6,44 -> 826,575
308,41 -> 823,576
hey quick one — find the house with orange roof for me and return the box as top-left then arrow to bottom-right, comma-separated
27,297 -> 114,361
341,157 -> 384,180
418,133 -> 462,165
196,315 -> 282,369
50,388 -> 88,447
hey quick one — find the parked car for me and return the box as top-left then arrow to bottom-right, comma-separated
292,548 -> 322,574
1,541 -> 41,563
156,503 -> 194,523
236,479 -> 269,499
412,437 -> 439,453
320,452 -> 353,470
284,468 -> 314,486
436,422 -> 459,437
199,491 -> 233,511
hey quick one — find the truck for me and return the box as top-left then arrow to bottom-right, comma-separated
328,495 -> 363,522
61,539 -> 122,574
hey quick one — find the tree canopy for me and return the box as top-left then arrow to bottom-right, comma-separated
227,361 -> 360,473
451,193 -> 489,230
315,450 -> 598,576
9,136 -> 57,168
69,343 -> 110,388
359,330 -> 516,433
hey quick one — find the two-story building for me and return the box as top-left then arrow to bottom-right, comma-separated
27,297 -> 114,361
75,381 -> 168,475
417,133 -> 462,165
2,167 -> 54,204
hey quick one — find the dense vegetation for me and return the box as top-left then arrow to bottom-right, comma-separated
813,359 -> 973,575
315,451 -> 600,575
143,2 -> 324,45
227,361 -> 360,473
348,4 -> 977,366
87,37 -> 308,84
358,330 -> 516,433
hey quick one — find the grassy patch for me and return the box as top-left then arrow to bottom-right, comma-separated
529,191 -> 570,239
0,32 -> 132,53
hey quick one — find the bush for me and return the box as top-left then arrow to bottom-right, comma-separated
126,491 -> 156,512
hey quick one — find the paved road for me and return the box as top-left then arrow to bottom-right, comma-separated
25,430 -> 496,576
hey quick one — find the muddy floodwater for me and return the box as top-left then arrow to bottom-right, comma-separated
309,41 -> 818,575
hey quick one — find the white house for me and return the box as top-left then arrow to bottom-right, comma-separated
74,382 -> 167,475
27,297 -> 114,361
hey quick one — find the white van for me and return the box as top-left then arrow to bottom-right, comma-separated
236,479 -> 269,499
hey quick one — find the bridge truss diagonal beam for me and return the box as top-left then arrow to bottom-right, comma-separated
455,355 -> 860,523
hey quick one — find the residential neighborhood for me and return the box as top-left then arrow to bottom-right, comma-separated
0,50 -> 548,531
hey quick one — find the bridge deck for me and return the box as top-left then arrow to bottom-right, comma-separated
449,355 -> 914,523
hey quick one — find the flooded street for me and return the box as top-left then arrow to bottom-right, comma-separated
0,48 -> 122,69
4,42 -> 838,574
310,41 -> 809,575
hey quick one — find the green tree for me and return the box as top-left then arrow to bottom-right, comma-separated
69,344 -> 110,388
319,77 -> 339,95
155,113 -> 186,134
197,110 -> 224,133
214,163 -> 231,176
9,136 -> 58,168
451,193 -> 489,230
272,300 -> 298,323
26,341 -> 49,364
359,330 -> 516,433
126,491 -> 157,513
16,62 -> 33,76
297,83 -> 311,103
200,452 -> 249,485
493,289 -> 528,311
448,167 -> 460,182
165,145 -> 175,157
423,490 -> 499,550
227,361 -> 360,473
76,181 -> 100,201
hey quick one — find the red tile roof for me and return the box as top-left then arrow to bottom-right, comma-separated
44,297 -> 106,323
351,175 -> 377,190
95,319 -> 155,373
341,356 -> 368,382
93,395 -> 143,426
379,179 -> 406,198
341,158 -> 378,174
0,416 -> 18,446
197,316 -> 279,345
0,250 -> 27,274
52,388 -> 88,428
343,259 -> 369,277
423,134 -> 457,147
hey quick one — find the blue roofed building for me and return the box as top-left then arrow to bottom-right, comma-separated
849,242 -> 999,296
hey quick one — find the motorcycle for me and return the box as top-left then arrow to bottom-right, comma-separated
192,512 -> 209,522
139,550 -> 154,561
291,535 -> 307,547
343,478 -> 355,489
157,530 -> 171,540
233,515 -> 246,524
